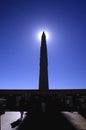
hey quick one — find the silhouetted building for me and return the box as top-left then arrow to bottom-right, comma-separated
39,32 -> 49,90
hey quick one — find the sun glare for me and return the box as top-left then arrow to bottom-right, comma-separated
38,30 -> 49,41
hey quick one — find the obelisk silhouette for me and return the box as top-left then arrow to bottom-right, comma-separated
39,32 -> 49,90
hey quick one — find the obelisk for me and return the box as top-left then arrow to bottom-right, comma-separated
39,32 -> 49,90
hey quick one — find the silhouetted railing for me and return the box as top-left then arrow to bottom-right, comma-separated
0,90 -> 86,118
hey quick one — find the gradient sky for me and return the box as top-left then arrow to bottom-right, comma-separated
0,0 -> 86,89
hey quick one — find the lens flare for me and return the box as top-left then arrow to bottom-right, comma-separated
38,30 -> 49,41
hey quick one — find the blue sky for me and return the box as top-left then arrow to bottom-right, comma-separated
0,0 -> 86,89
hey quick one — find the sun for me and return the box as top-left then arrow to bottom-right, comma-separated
38,30 -> 49,41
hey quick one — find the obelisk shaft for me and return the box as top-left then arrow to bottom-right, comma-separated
39,32 -> 49,90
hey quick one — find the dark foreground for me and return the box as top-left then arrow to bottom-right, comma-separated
15,111 -> 78,130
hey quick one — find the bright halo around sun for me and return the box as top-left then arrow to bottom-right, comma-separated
38,30 -> 49,41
